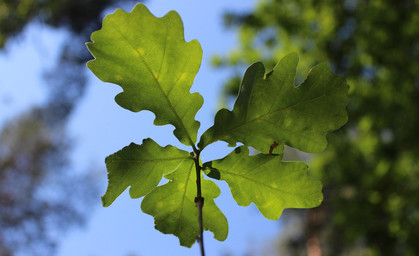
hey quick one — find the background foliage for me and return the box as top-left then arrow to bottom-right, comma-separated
215,0 -> 419,255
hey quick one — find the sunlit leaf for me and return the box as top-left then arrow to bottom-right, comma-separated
102,138 -> 191,207
141,160 -> 228,247
199,53 -> 349,153
86,4 -> 203,146
204,146 -> 323,220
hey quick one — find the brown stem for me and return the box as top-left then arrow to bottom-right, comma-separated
193,149 -> 205,256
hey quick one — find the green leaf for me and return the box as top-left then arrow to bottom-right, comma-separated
102,138 -> 191,207
141,160 -> 228,247
198,53 -> 349,153
203,146 -> 323,220
86,4 -> 203,146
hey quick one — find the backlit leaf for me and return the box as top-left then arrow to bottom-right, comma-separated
204,146 -> 323,220
102,138 -> 191,207
86,4 -> 203,146
141,160 -> 228,247
199,53 -> 349,153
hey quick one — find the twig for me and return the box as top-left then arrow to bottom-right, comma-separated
193,149 -> 205,256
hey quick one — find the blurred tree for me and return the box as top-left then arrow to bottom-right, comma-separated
0,0 -> 137,255
0,108 -> 92,256
216,0 -> 419,255
1,0 -> 136,120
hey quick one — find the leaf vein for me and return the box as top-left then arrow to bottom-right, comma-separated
107,156 -> 191,163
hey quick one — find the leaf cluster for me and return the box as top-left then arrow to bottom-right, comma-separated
86,3 -> 349,248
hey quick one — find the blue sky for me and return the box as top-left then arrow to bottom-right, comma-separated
1,1 -> 285,255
